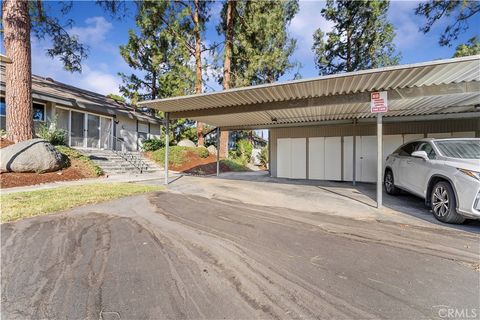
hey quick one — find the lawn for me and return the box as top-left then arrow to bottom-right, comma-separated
1,183 -> 162,223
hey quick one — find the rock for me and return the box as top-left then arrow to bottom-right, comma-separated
251,148 -> 262,166
207,145 -> 217,155
0,138 -> 67,173
177,139 -> 196,148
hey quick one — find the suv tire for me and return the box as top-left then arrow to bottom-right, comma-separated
431,181 -> 465,224
384,170 -> 400,195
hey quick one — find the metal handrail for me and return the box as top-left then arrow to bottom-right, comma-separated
110,134 -> 149,173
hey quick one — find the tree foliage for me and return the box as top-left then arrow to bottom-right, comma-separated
312,0 -> 399,75
453,36 -> 480,57
217,0 -> 299,87
118,1 -> 195,103
415,0 -> 480,47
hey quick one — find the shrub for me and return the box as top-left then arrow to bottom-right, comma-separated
152,146 -> 190,167
196,146 -> 209,158
142,138 -> 163,152
55,145 -> 103,176
257,146 -> 269,167
234,139 -> 253,165
37,122 -> 67,145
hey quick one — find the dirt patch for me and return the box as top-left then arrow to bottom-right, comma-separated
0,158 -> 99,189
144,151 -> 247,175
0,140 -> 100,189
0,138 -> 14,149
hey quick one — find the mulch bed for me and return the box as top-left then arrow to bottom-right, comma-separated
0,139 -> 99,189
144,151 -> 238,175
0,138 -> 14,149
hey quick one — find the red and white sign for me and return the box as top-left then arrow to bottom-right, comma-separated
370,91 -> 388,113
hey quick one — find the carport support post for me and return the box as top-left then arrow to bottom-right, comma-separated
216,127 -> 220,176
353,118 -> 357,186
164,112 -> 170,185
376,114 -> 383,208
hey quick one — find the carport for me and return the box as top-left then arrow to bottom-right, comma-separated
139,55 -> 480,208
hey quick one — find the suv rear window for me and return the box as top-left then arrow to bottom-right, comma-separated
395,142 -> 419,156
434,140 -> 480,159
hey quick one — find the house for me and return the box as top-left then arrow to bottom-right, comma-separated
0,63 -> 162,151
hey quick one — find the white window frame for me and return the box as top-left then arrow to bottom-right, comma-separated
0,96 -> 46,122
32,101 -> 47,122
55,105 -> 114,149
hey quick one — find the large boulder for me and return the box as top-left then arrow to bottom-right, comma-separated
177,139 -> 196,148
1,138 -> 66,173
207,145 -> 217,155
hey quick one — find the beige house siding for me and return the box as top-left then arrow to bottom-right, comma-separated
269,118 -> 480,178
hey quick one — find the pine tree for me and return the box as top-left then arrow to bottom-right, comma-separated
415,0 -> 480,47
312,0 -> 399,75
216,0 -> 299,156
118,1 -> 194,104
1,0 -> 124,142
219,0 -> 299,87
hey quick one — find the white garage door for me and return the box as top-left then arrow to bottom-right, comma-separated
325,137 -> 342,180
291,138 -> 307,179
308,137 -> 341,180
308,137 -> 325,179
277,138 -> 292,178
343,135 -> 405,183
277,138 -> 306,179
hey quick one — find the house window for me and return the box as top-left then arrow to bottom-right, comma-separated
0,98 -> 46,122
33,103 -> 45,121
0,97 -> 5,116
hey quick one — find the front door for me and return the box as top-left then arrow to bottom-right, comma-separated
86,114 -> 100,148
70,111 -> 85,147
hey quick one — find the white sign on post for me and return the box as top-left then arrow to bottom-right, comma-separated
370,91 -> 388,113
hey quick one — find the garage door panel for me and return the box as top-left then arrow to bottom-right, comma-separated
309,137 -> 325,180
277,138 -> 291,178
360,136 -> 377,183
325,137 -> 342,180
291,138 -> 306,179
343,136 -> 353,181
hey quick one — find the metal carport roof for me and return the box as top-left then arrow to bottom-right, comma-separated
139,55 -> 480,130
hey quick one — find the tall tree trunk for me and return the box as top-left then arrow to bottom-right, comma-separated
193,0 -> 205,146
219,0 -> 236,158
3,0 -> 34,143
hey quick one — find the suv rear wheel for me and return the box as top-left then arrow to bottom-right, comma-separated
431,181 -> 465,224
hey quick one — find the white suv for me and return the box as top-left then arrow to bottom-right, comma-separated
384,138 -> 480,224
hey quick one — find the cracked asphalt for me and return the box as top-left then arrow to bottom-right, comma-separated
2,191 -> 479,319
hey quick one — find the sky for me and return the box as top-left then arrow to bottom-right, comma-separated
4,0 -> 479,96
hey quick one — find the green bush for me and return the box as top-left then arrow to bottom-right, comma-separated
37,121 -> 67,145
151,146 -> 210,167
196,146 -> 209,158
234,139 -> 253,165
258,146 -> 269,167
152,146 -> 190,167
141,138 -> 163,152
55,146 -> 103,176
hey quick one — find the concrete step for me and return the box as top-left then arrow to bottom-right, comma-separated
74,148 -> 162,175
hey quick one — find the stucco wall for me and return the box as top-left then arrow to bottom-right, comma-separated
116,115 -> 138,151
269,118 -> 480,178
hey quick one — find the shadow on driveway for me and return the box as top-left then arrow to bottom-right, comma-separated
209,171 -> 480,234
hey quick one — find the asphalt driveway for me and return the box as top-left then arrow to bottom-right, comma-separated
2,191 -> 479,319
